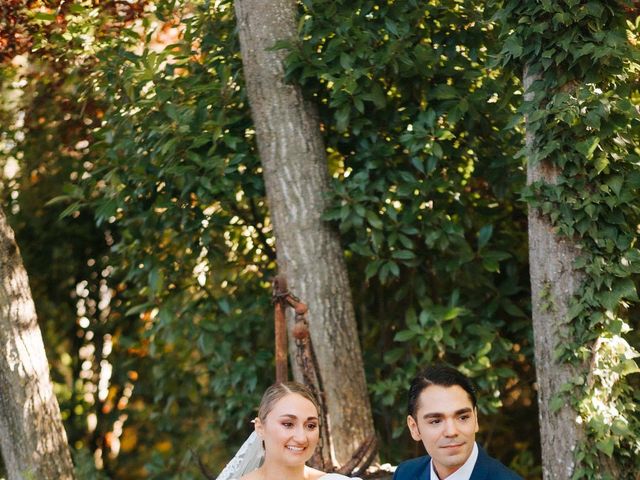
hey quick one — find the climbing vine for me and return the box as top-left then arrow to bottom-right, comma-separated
493,0 -> 640,477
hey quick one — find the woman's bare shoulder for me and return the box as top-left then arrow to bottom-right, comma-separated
239,470 -> 262,480
305,466 -> 327,480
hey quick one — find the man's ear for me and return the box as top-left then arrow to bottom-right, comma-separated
474,407 -> 479,433
407,415 -> 422,442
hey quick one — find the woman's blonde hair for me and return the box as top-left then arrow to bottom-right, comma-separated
257,381 -> 320,421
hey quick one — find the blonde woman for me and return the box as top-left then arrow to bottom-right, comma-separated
218,382 -> 360,480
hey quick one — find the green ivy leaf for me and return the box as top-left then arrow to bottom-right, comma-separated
596,438 -> 614,457
504,35 -> 523,58
549,395 -> 565,413
576,137 -> 600,159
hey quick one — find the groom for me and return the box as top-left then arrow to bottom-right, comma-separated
393,365 -> 523,480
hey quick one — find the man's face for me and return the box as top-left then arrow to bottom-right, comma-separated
407,385 -> 479,479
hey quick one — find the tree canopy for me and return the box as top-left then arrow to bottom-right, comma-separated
0,1 -> 638,479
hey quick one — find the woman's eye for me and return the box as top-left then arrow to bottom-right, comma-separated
306,423 -> 318,430
282,422 -> 293,428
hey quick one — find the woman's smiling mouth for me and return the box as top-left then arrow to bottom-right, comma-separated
286,445 -> 305,452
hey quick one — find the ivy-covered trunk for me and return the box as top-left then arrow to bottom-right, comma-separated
503,2 -> 640,478
233,0 -> 376,468
524,67 -> 587,480
0,206 -> 75,480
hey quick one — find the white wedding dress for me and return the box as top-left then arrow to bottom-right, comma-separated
319,475 -> 361,479
231,473 -> 358,479
230,475 -> 357,479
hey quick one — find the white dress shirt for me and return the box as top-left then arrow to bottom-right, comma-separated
430,442 -> 479,480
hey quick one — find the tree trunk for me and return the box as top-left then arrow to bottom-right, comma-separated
524,67 -> 588,480
233,0 -> 376,467
0,206 -> 75,480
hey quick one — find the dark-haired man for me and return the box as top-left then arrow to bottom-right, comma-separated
393,365 -> 522,480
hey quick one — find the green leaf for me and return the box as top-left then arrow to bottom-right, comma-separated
606,175 -> 624,196
584,110 -> 601,130
432,142 -> 443,158
335,106 -> 350,132
365,260 -> 382,280
218,298 -> 231,314
366,84 -> 387,108
596,278 -> 638,311
442,307 -> 465,321
384,17 -> 399,36
383,347 -> 405,364
575,137 -> 599,159
95,199 -> 117,225
550,395 -> 565,413
477,225 -> 493,250
596,438 -> 614,457
125,303 -> 153,317
594,155 -> 609,174
34,12 -> 57,22
394,329 -> 416,342
483,258 -> 499,272
431,85 -> 458,100
366,210 -> 384,230
504,35 -> 523,58
58,201 -> 82,219
388,261 -> 400,277
148,267 -> 164,297
339,52 -> 352,70
611,418 -> 631,437
392,249 -> 416,261
619,359 -> 640,376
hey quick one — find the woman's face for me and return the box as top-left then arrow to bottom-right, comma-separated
256,393 -> 320,467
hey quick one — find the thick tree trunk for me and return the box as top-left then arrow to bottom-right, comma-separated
524,67 -> 598,480
233,0 -> 376,467
0,206 -> 75,480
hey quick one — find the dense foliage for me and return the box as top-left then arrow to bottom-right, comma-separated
3,1 -> 274,478
1,0 -> 638,479
283,0 -> 537,467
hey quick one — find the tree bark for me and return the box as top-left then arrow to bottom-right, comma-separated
0,206 -> 75,480
524,67 -> 587,480
233,0 -> 376,467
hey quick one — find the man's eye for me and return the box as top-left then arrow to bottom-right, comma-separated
459,415 -> 470,421
428,419 -> 441,425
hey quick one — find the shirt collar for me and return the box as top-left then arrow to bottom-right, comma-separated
429,442 -> 478,480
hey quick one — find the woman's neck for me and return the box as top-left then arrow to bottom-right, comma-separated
256,459 -> 309,480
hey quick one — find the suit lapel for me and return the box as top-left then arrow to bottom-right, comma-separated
419,459 -> 431,480
469,446 -> 489,480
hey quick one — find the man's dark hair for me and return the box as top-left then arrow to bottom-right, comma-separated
408,364 -> 477,417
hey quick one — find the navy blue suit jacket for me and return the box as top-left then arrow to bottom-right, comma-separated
392,445 -> 522,480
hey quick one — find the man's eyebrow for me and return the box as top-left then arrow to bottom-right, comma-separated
422,412 -> 443,419
422,407 -> 473,419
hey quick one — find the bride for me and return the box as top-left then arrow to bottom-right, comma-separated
218,381 -> 360,480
